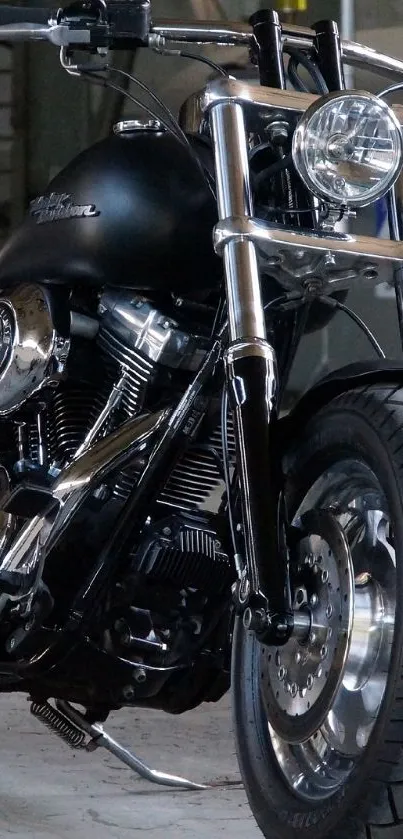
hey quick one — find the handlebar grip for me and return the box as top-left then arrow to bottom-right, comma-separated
0,5 -> 50,25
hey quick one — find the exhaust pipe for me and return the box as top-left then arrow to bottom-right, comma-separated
0,409 -> 168,605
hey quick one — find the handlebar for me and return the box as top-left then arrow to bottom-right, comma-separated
151,20 -> 313,50
0,2 -> 403,83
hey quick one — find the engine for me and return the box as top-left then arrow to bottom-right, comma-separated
0,283 -> 235,700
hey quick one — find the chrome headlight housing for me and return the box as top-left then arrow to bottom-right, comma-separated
292,91 -> 403,208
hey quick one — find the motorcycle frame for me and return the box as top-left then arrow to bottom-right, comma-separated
3,9 -> 403,688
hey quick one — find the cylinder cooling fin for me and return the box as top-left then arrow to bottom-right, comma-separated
158,415 -> 236,513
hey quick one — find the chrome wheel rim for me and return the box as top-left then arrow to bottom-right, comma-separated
263,459 -> 396,802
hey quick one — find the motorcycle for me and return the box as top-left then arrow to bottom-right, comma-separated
0,2 -> 402,837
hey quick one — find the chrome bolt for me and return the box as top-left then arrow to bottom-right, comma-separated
295,651 -> 302,665
363,267 -> 378,282
290,683 -> 298,698
326,604 -> 333,618
122,684 -> 136,701
308,554 -> 315,567
317,666 -> 323,679
300,687 -> 307,698
294,587 -> 308,608
321,569 -> 329,584
307,674 -> 314,690
284,681 -> 290,693
275,651 -> 281,667
243,607 -> 267,632
310,593 -> 319,607
320,645 -> 328,660
324,252 -> 337,269
266,120 -> 289,145
134,667 -> 147,684
278,666 -> 287,681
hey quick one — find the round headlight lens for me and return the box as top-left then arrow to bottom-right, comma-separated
292,91 -> 403,207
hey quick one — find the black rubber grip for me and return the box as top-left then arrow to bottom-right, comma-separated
0,5 -> 51,25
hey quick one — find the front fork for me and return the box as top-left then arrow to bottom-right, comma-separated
210,100 -> 294,646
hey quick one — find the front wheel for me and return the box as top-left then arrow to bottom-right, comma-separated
232,384 -> 403,839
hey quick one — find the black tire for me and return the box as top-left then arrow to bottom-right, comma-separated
232,384 -> 403,839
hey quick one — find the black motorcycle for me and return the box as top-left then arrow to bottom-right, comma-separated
0,3 -> 402,838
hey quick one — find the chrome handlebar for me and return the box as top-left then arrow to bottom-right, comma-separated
1,16 -> 403,82
151,20 -> 312,48
152,20 -> 403,81
0,22 -> 91,45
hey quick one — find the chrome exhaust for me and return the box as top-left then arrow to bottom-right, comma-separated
0,409 -> 169,608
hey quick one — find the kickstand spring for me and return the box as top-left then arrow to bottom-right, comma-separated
56,699 -> 207,791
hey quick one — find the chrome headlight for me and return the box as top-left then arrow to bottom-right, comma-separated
292,91 -> 403,207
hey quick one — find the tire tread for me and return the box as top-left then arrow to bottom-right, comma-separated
316,386 -> 403,834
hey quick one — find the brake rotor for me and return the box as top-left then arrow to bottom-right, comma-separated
260,509 -> 354,744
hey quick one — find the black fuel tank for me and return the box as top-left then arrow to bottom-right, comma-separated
0,129 -> 221,293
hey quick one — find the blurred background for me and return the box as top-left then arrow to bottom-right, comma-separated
2,0 -> 403,398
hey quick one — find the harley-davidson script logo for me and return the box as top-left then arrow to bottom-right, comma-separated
29,192 -> 100,224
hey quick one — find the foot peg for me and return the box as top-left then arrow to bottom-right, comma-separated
31,699 -> 207,791
31,700 -> 87,748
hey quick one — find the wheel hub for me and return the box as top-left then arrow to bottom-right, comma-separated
260,509 -> 354,743
257,456 -> 396,803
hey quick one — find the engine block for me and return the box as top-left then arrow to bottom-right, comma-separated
134,515 -> 233,593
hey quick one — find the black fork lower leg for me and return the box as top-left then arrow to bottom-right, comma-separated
226,340 -> 293,644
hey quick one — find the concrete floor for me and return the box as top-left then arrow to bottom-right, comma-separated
0,693 -> 262,839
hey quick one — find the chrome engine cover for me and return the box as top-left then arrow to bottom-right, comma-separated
0,283 -> 70,415
98,290 -> 207,373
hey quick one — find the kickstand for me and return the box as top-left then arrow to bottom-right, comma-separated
56,700 -> 207,791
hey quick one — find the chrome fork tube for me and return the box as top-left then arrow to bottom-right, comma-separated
210,101 -> 293,644
210,102 -> 265,341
